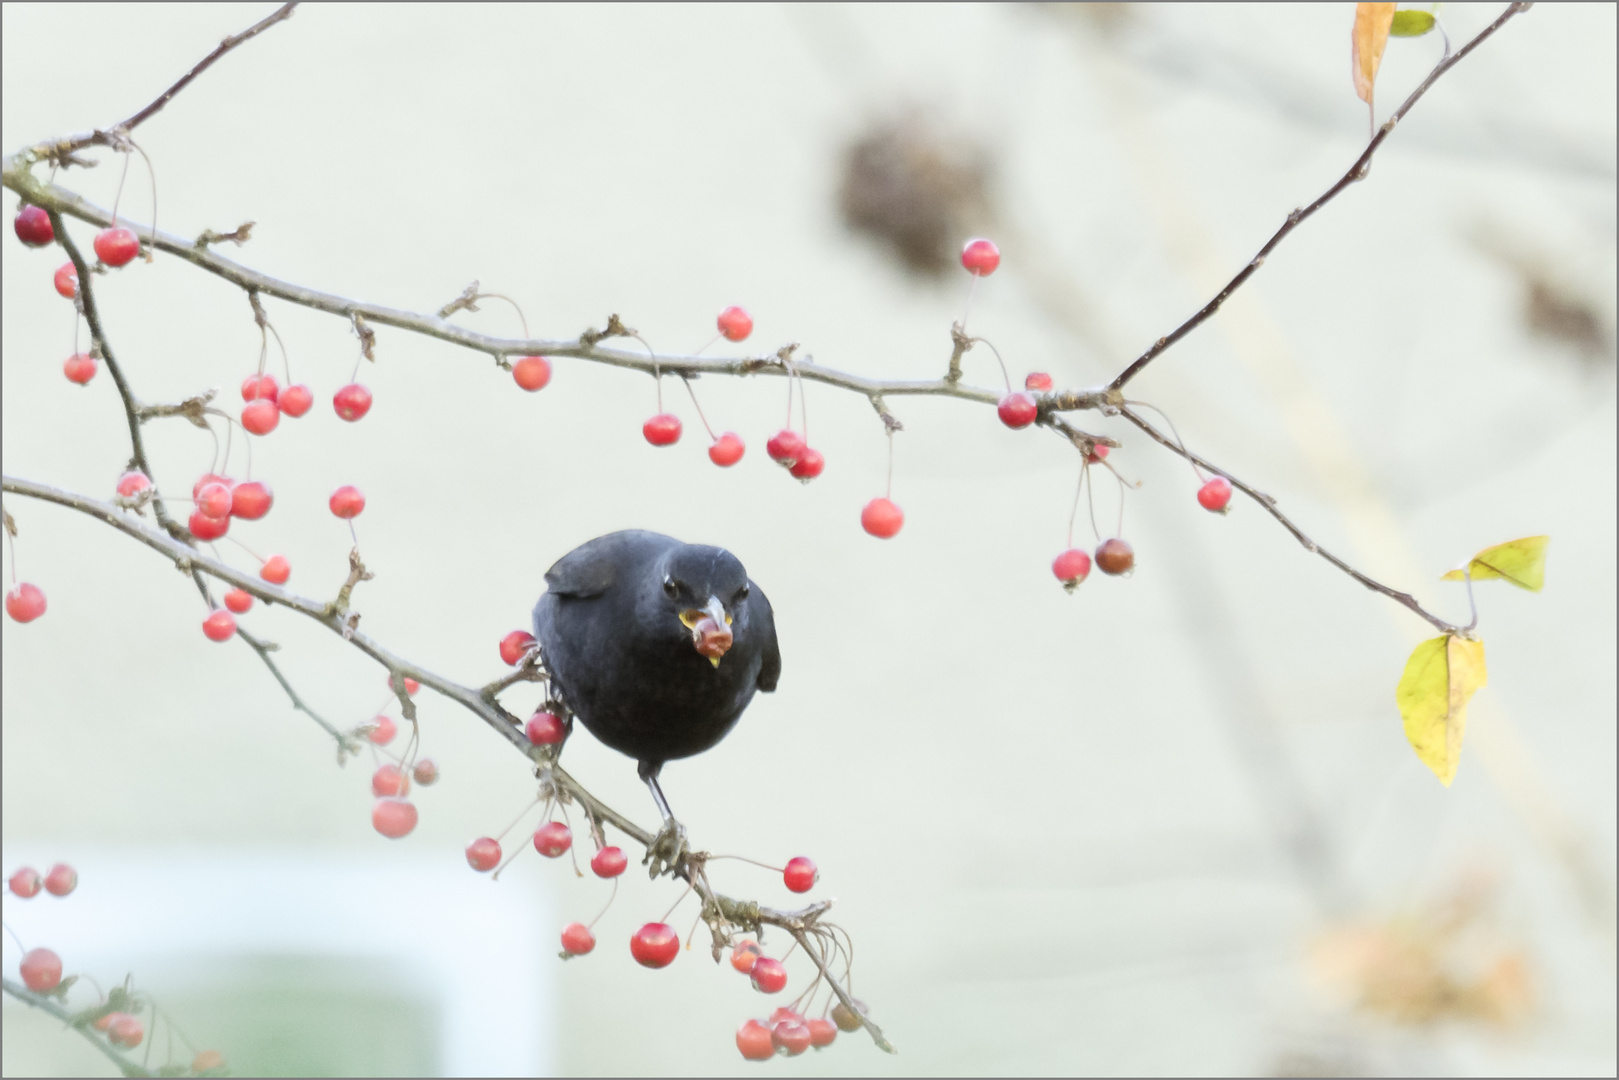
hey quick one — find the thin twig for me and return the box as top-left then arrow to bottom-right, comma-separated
1,977 -> 152,1078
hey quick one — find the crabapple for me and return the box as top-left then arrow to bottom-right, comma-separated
396,677 -> 420,696
772,1020 -> 811,1056
196,482 -> 233,519
372,764 -> 410,797
63,353 -> 98,385
367,716 -> 397,745
961,237 -> 1000,275
14,205 -> 53,246
750,956 -> 787,994
412,758 -> 439,786
783,856 -> 817,893
241,399 -> 279,435
94,227 -> 140,267
9,867 -> 42,897
1095,537 -> 1135,576
717,305 -> 753,342
193,1050 -> 226,1072
116,471 -> 151,497
333,383 -> 372,421
499,630 -> 536,666
831,1000 -> 867,1032
329,485 -> 365,518
202,610 -> 236,641
54,262 -> 78,299
708,432 -> 745,467
513,356 -> 552,391
222,589 -> 253,614
1198,476 -> 1233,512
525,711 -> 565,745
997,391 -> 1038,429
1086,444 -> 1110,464
1025,372 -> 1053,392
372,797 -> 417,839
240,374 -> 279,402
590,846 -> 627,878
561,922 -> 596,956
1052,548 -> 1091,585
189,509 -> 229,541
630,922 -> 679,968
736,1019 -> 773,1061
19,947 -> 62,991
193,473 -> 232,499
861,497 -> 904,539
277,384 -> 313,418
6,584 -> 46,623
43,864 -> 76,896
730,939 -> 761,974
807,1017 -> 838,1048
642,413 -> 682,446
230,480 -> 273,520
533,821 -> 572,857
789,447 -> 824,481
766,429 -> 805,466
466,837 -> 501,871
259,555 -> 291,585
108,1013 -> 144,1048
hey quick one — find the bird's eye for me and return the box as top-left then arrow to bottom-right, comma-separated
735,583 -> 750,601
662,576 -> 678,599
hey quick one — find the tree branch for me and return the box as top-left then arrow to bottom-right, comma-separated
0,977 -> 152,1079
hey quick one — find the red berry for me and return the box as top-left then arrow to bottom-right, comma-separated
736,1019 -> 774,1061
1086,444 -> 1110,464
202,609 -> 236,641
43,863 -> 77,897
241,399 -> 279,436
1197,476 -> 1233,512
1025,372 -> 1053,392
94,227 -> 140,267
14,205 -> 54,247
333,383 -> 373,422
789,447 -> 825,482
466,837 -> 501,872
525,711 -> 565,745
5,583 -> 47,623
277,384 -> 313,418
107,1013 -> 144,1048
193,473 -> 233,499
499,630 -> 536,666
93,1013 -> 116,1032
561,922 -> 596,956
54,262 -> 78,299
1052,548 -> 1092,585
772,1020 -> 811,1056
630,922 -> 679,968
19,947 -> 62,992
9,867 -> 42,898
807,1017 -> 838,1048
196,482 -> 233,519
708,431 -> 745,467
367,715 -> 397,746
533,821 -> 572,857
63,352 -> 98,385
372,797 -> 418,839
372,763 -> 410,797
769,1007 -> 805,1026
240,374 -> 279,402
230,480 -> 273,520
329,485 -> 366,519
730,939 -> 761,974
997,391 -> 1038,429
1095,537 -> 1135,576
783,856 -> 817,893
223,588 -> 254,614
399,677 -> 420,696
115,471 -> 151,497
860,497 -> 904,539
642,413 -> 682,446
590,846 -> 627,878
717,305 -> 753,343
259,554 -> 291,585
513,356 -> 552,391
412,758 -> 439,786
766,429 -> 805,466
750,956 -> 787,994
961,237 -> 1000,276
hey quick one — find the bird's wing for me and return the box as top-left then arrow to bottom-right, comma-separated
541,530 -> 680,599
750,582 -> 781,692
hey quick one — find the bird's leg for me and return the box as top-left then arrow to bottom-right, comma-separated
639,761 -> 688,879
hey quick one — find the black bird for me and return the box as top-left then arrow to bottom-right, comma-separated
533,530 -> 781,824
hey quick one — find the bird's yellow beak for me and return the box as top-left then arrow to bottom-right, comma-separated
680,596 -> 732,667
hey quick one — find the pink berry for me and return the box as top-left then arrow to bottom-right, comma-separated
192,1051 -> 225,1073
766,429 -> 805,466
533,821 -> 572,858
193,473 -> 233,499
189,508 -> 230,541
223,588 -> 254,614
997,391 -> 1038,429
399,677 -> 420,696
63,352 -> 98,385
94,227 -> 139,267
861,497 -> 904,539
961,238 -> 1000,276
466,837 -> 501,872
525,711 -> 565,745
107,1013 -> 144,1048
372,797 -> 417,839
769,1007 -> 805,1026
54,262 -> 78,299
412,758 -> 439,786
115,471 -> 151,497
499,630 -> 536,666
561,922 -> 596,956
367,715 -> 397,746
9,867 -> 42,898
329,485 -> 365,519
708,431 -> 745,467
241,399 -> 279,436
202,609 -> 236,641
736,1019 -> 774,1061
807,1017 -> 838,1048
5,583 -> 47,623
730,939 -> 761,974
240,374 -> 279,402
230,480 -> 273,520
14,206 -> 54,247
196,482 -> 233,519
772,1020 -> 811,1056
590,846 -> 627,878
1052,548 -> 1091,585
1197,476 -> 1233,512
20,947 -> 63,992
630,922 -> 679,968
372,763 -> 410,797
642,413 -> 682,446
750,956 -> 787,994
277,384 -> 313,418
783,856 -> 817,893
43,863 -> 77,897
1025,372 -> 1053,392
789,447 -> 825,482
1095,537 -> 1135,576
333,383 -> 372,422
717,305 -> 753,343
1086,444 -> 1109,464
513,356 -> 552,391
260,555 -> 291,585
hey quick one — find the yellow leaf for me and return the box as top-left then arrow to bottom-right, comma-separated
1352,3 -> 1397,106
1396,635 -> 1487,786
1439,536 -> 1549,592
1389,10 -> 1436,36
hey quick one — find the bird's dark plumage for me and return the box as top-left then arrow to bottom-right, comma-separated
533,531 -> 780,808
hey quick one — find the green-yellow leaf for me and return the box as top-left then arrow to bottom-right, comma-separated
1390,10 -> 1437,36
1440,535 -> 1549,592
1396,634 -> 1487,786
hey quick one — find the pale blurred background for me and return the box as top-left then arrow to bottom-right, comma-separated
2,3 -> 1614,1076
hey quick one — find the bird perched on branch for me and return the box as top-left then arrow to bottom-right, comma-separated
533,530 -> 781,832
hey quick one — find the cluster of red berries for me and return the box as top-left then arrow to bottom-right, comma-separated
735,1006 -> 840,1060
368,676 -> 434,839
9,862 -> 78,899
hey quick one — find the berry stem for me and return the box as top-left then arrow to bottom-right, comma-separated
706,853 -> 786,874
494,794 -> 545,846
680,376 -> 717,441
475,292 -> 530,339
691,332 -> 721,357
110,149 -> 132,226
971,335 -> 1013,394
129,137 -> 159,257
5,512 -> 17,586
2,921 -> 26,954
958,271 -> 980,334
587,876 -> 618,930
223,534 -> 266,563
885,428 -> 895,500
1125,399 -> 1204,483
1066,457 -> 1089,549
658,879 -> 696,923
